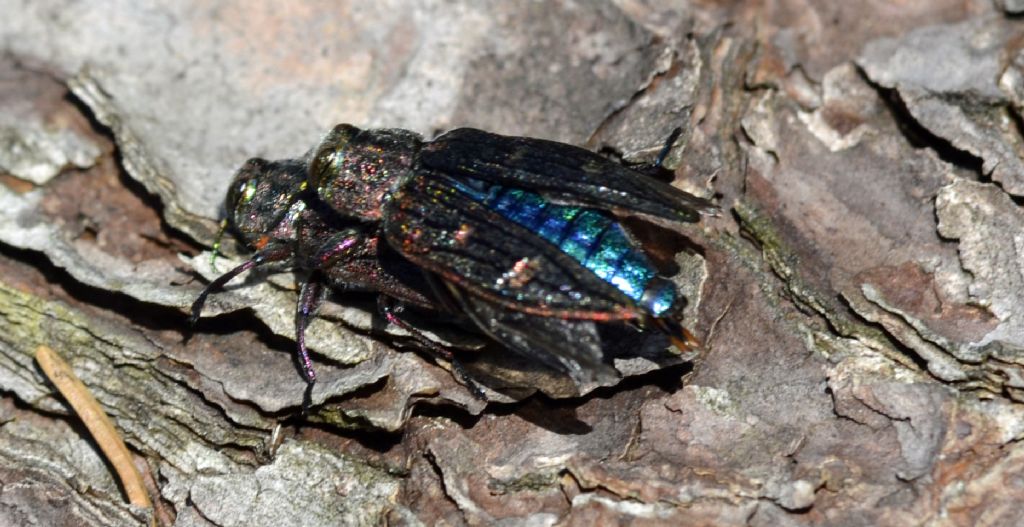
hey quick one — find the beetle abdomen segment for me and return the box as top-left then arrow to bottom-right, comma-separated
450,178 -> 676,317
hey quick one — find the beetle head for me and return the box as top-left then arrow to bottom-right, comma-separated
226,157 -> 308,248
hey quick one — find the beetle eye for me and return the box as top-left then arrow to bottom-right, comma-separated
238,179 -> 258,205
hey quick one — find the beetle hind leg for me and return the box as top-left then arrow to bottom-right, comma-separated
653,317 -> 703,353
654,127 -> 684,168
621,126 -> 684,183
377,296 -> 486,400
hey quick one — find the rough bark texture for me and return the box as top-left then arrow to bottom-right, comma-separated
2,1 -> 1024,526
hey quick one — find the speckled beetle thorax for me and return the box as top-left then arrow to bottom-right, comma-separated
308,124 -> 423,221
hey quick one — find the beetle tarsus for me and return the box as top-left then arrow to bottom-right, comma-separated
301,380 -> 315,416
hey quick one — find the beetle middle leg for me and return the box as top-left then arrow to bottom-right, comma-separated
295,277 -> 328,413
295,277 -> 327,386
377,295 -> 486,400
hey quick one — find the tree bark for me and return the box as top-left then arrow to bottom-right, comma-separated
1,1 -> 1022,525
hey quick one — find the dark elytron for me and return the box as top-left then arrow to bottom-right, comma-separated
191,124 -> 718,399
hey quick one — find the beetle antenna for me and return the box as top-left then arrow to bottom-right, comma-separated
209,218 -> 230,270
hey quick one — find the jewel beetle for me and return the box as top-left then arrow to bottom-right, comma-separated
191,124 -> 718,399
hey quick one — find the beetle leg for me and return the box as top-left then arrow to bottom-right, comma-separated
295,277 -> 327,414
377,295 -> 486,400
654,127 -> 683,168
623,126 -> 684,181
295,277 -> 326,386
190,242 -> 293,326
652,317 -> 702,353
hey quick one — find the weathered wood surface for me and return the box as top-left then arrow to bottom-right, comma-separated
2,1 -> 1024,525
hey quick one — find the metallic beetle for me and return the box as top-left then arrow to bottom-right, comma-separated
191,125 -> 718,398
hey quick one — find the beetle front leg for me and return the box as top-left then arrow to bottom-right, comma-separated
190,242 -> 294,325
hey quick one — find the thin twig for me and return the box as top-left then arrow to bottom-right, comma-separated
35,345 -> 153,512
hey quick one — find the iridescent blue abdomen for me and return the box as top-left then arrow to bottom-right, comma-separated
450,178 -> 676,316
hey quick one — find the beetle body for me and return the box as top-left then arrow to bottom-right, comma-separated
191,124 -> 717,397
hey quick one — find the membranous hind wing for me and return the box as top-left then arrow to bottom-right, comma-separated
420,128 -> 718,225
448,286 -> 618,386
382,174 -> 643,321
